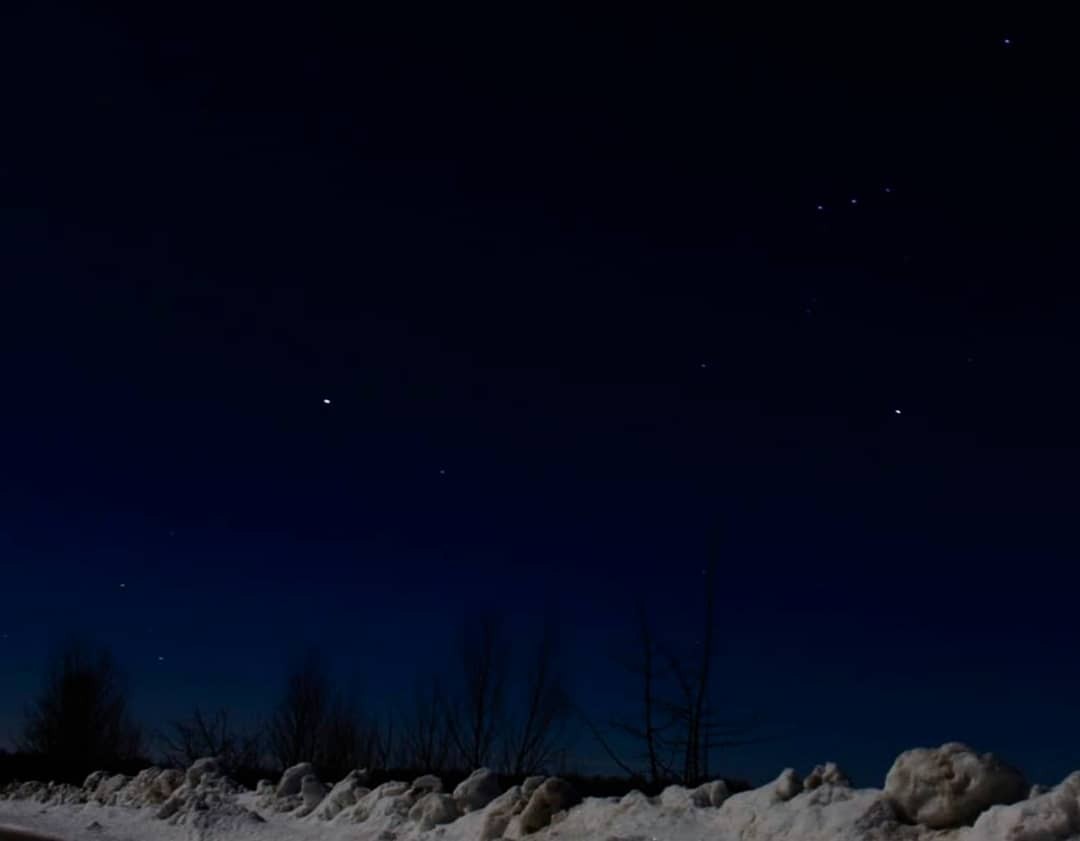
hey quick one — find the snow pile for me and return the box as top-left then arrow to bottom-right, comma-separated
89,773 -> 130,805
255,761 -> 313,813
8,744 -> 1080,840
509,776 -> 579,837
330,777 -> 446,836
115,767 -> 182,807
453,768 -> 502,813
409,792 -> 460,830
275,762 -> 312,798
884,742 -> 1028,829
0,780 -> 85,806
692,778 -> 731,807
155,756 -> 262,831
806,761 -> 852,790
967,771 -> 1080,840
309,770 -> 370,821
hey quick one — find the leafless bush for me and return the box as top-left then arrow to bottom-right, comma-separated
158,707 -> 260,776
20,640 -> 143,778
501,624 -> 572,775
447,614 -> 508,770
398,677 -> 452,772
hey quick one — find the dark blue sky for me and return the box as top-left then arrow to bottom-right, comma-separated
2,4 -> 1079,787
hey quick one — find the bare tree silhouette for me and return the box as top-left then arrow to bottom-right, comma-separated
20,640 -> 143,780
268,651 -> 331,770
398,677 -> 451,772
159,707 -> 261,776
447,614 -> 507,770
502,623 -> 572,775
588,544 -> 768,785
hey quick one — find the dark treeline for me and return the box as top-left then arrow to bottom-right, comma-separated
3,557 -> 763,796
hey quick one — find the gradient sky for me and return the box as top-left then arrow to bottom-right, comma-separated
2,4 -> 1079,787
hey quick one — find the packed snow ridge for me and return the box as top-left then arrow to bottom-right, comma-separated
3,742 -> 1079,840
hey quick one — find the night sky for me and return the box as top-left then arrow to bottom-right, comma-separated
2,5 -> 1079,787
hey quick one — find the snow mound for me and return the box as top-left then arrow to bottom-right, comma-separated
82,771 -> 108,792
310,769 -> 370,820
513,777 -> 578,836
295,774 -> 326,817
115,767 -> 175,807
968,771 -> 1080,841
13,745 -> 1080,841
156,758 -> 255,829
805,761 -> 852,790
774,768 -> 804,801
0,781 -> 85,805
885,742 -> 1028,829
186,757 -> 221,788
409,791 -> 460,829
692,778 -> 731,807
410,774 -> 444,796
275,762 -> 313,798
469,784 -> 524,841
90,773 -> 130,805
252,761 -> 328,815
454,768 -> 502,813
333,780 -> 414,829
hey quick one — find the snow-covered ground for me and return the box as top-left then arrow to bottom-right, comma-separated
3,742 -> 1078,841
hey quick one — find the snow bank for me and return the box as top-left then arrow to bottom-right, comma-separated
4,743 -> 1080,841
310,770 -> 369,821
885,742 -> 1028,829
453,768 -> 501,814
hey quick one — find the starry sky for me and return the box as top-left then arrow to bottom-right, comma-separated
2,5 -> 1079,787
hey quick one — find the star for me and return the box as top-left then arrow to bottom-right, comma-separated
699,362 -> 708,369
439,468 -> 447,475
157,655 -> 165,662
815,204 -> 824,211
849,198 -> 858,205
883,186 -> 893,194
1003,37 -> 1012,46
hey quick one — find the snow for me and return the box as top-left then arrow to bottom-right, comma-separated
884,743 -> 1028,829
3,744 -> 1080,841
452,768 -> 501,814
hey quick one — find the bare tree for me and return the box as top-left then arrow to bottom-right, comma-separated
318,695 -> 380,779
398,677 -> 451,772
447,614 -> 507,770
586,602 -> 674,786
267,652 -> 379,777
268,651 -> 330,769
21,640 -> 143,779
655,549 -> 767,784
374,713 -> 395,770
589,546 -> 766,786
659,555 -> 716,782
501,624 -> 572,775
158,707 -> 260,776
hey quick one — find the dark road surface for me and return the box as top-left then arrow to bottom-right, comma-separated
0,825 -> 66,841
